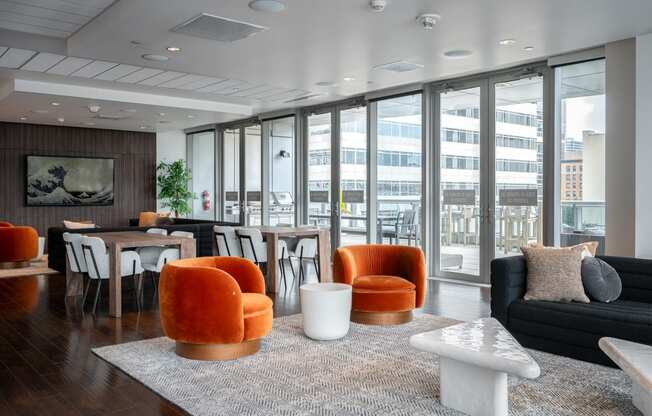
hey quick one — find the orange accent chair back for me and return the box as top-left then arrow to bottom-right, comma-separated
0,223 -> 39,266
333,244 -> 426,323
159,256 -> 273,360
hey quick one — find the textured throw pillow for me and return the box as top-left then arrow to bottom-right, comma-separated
529,241 -> 598,259
581,257 -> 622,302
63,220 -> 96,229
521,245 -> 590,303
138,211 -> 159,227
155,216 -> 174,226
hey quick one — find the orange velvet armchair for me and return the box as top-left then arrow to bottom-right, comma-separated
333,244 -> 426,325
0,222 -> 39,269
159,256 -> 273,360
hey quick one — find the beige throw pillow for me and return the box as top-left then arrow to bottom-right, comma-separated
63,220 -> 96,229
521,245 -> 590,303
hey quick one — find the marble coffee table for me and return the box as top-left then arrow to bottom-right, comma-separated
410,318 -> 540,416
599,337 -> 652,416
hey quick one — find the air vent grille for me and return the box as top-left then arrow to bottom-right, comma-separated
373,60 -> 424,73
171,13 -> 267,42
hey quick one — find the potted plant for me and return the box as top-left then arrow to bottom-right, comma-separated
156,160 -> 195,218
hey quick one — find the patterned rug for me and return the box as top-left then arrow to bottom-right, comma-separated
93,314 -> 637,415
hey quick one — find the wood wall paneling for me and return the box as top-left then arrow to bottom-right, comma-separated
0,122 -> 157,236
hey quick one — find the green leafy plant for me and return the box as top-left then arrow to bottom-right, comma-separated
156,160 -> 195,218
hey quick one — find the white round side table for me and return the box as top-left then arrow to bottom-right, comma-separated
300,283 -> 352,340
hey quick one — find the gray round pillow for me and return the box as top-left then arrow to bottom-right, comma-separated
581,257 -> 622,302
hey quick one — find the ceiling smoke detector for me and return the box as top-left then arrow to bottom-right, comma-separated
88,104 -> 102,113
369,0 -> 387,12
416,13 -> 441,30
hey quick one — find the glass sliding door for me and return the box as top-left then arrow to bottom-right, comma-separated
188,130 -> 216,220
223,128 -> 241,223
438,86 -> 483,278
244,125 -> 262,226
265,116 -> 296,226
339,106 -> 367,246
493,76 -> 544,257
557,60 -> 606,253
376,94 -> 422,246
307,112 -> 332,229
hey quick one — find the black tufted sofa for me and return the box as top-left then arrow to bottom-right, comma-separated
491,255 -> 652,367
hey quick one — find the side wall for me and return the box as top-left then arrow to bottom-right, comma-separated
0,122 -> 156,236
636,33 -> 652,258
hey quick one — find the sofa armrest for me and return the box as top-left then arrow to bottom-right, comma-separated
598,256 -> 652,303
490,256 -> 527,325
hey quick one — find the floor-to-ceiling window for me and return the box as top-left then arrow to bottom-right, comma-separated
339,106 -> 367,246
223,128 -> 240,223
307,112 -> 332,229
244,125 -> 262,226
439,87 -> 482,277
493,76 -> 544,257
557,59 -> 606,253
376,94 -> 422,246
188,130 -> 216,220
265,116 -> 296,226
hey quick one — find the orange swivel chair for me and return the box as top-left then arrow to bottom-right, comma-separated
159,256 -> 273,360
0,222 -> 39,269
333,244 -> 426,325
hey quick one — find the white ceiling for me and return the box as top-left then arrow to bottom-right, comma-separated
0,0 -> 651,132
0,0 -> 115,38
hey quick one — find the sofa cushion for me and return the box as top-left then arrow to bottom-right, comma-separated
509,299 -> 652,340
353,275 -> 416,291
582,257 -> 622,302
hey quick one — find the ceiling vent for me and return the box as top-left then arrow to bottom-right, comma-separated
171,13 -> 268,42
93,114 -> 131,121
373,60 -> 424,73
284,93 -> 322,103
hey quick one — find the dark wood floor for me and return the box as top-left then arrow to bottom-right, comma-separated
0,272 -> 490,415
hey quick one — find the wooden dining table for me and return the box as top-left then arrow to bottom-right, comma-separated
248,226 -> 331,293
65,231 -> 196,318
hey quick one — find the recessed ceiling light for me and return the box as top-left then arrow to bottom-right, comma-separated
82,121 -> 96,126
32,110 -> 49,114
166,46 -> 181,52
248,0 -> 286,12
122,108 -> 137,113
139,125 -> 152,130
19,116 -> 28,121
57,117 -> 65,123
343,77 -> 355,82
187,115 -> 195,119
499,38 -> 517,45
443,49 -> 473,59
523,46 -> 535,51
315,81 -> 336,87
51,102 -> 60,106
142,54 -> 169,62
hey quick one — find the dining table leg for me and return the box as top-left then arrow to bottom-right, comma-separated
109,243 -> 122,318
317,230 -> 332,283
266,233 -> 279,293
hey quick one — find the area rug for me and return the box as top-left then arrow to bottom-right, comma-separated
0,258 -> 57,279
93,314 -> 636,416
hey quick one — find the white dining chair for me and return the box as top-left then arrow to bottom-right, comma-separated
289,238 -> 320,289
63,232 -> 87,274
236,228 -> 293,290
139,231 -> 194,292
80,236 -> 144,314
146,228 -> 168,235
214,225 -> 243,257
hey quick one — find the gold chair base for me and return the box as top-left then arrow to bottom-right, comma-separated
0,261 -> 31,270
350,310 -> 413,325
175,339 -> 261,361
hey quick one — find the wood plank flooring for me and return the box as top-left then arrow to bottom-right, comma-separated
0,272 -> 490,415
